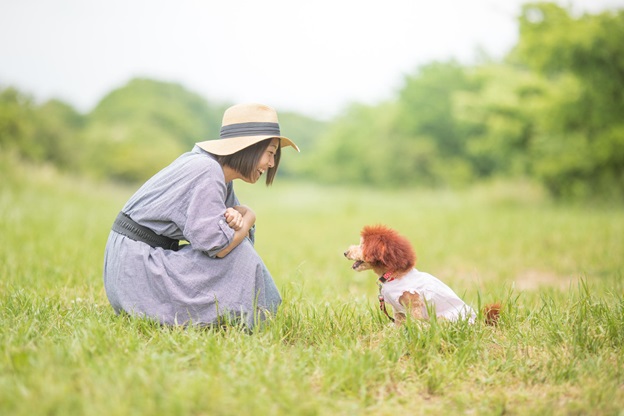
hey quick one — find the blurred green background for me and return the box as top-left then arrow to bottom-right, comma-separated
2,3 -> 623,203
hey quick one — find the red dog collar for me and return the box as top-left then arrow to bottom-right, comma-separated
378,272 -> 395,284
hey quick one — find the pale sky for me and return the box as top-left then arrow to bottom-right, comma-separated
1,0 -> 622,119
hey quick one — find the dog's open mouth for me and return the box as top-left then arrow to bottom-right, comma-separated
352,260 -> 364,270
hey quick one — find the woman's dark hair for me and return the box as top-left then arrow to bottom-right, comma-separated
215,138 -> 281,185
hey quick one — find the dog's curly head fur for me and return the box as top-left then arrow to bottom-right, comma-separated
345,225 -> 416,275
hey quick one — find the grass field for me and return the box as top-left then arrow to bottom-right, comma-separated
1,158 -> 623,415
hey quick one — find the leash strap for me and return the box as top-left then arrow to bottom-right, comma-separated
377,281 -> 395,323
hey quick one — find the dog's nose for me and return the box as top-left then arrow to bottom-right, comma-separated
343,251 -> 347,257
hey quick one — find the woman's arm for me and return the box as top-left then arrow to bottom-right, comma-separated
216,205 -> 256,258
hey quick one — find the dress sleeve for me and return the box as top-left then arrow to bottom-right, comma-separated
224,181 -> 239,207
181,163 -> 235,257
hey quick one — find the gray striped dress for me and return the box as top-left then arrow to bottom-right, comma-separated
103,146 -> 281,328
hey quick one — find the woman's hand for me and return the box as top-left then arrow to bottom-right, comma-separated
217,206 -> 256,258
224,207 -> 244,231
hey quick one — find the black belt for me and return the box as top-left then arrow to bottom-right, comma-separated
112,212 -> 180,251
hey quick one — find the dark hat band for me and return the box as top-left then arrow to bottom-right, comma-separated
220,122 -> 281,139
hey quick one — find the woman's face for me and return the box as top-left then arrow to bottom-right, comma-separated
247,138 -> 279,184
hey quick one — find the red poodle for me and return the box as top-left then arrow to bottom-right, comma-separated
344,225 -> 500,325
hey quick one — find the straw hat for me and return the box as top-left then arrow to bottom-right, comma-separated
196,103 -> 299,155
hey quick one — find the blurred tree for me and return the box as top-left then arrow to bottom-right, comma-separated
83,78 -> 226,182
0,87 -> 37,160
305,61 -> 498,188
300,102 -> 404,186
511,2 -> 624,199
89,78 -> 224,148
394,61 -> 478,186
34,99 -> 85,169
275,111 -> 327,178
454,64 -> 550,178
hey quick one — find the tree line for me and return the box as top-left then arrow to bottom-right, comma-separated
1,3 -> 623,201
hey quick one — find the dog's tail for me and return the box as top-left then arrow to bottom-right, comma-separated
483,303 -> 502,326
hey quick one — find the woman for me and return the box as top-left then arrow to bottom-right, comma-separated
103,103 -> 299,328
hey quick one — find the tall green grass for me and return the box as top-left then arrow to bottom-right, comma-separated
1,158 -> 623,415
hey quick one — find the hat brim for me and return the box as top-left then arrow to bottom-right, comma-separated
196,135 -> 299,156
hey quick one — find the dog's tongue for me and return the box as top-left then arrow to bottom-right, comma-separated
352,260 -> 363,269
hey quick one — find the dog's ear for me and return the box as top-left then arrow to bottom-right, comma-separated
362,233 -> 388,266
361,225 -> 416,272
